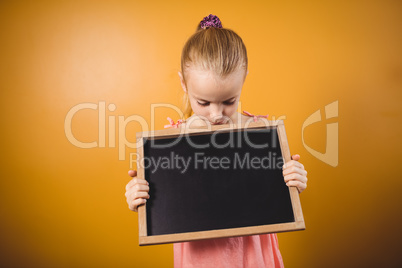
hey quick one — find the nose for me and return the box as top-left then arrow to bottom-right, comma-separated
210,104 -> 224,123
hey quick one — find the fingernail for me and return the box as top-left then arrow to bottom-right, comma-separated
143,199 -> 147,203
282,164 -> 287,169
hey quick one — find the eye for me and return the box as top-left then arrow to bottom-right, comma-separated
223,100 -> 236,106
197,101 -> 210,107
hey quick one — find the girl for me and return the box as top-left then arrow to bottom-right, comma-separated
125,14 -> 308,268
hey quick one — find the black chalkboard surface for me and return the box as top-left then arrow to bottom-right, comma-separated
136,120 -> 304,246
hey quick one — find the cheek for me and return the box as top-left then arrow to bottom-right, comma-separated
189,101 -> 208,117
223,104 -> 238,117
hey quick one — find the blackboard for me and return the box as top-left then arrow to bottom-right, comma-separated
136,120 -> 304,246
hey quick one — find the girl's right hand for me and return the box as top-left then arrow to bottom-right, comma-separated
125,170 -> 150,212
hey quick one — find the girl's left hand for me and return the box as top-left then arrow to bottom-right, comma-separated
282,154 -> 308,193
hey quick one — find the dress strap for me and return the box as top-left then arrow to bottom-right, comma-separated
164,117 -> 185,128
242,110 -> 269,122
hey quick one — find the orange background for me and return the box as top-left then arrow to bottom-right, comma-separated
1,1 -> 401,267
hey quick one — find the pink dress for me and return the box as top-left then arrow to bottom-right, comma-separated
173,234 -> 284,268
167,112 -> 284,267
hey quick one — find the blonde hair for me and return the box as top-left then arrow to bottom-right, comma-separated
181,19 -> 248,119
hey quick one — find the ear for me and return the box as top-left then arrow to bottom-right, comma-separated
178,71 -> 187,93
243,69 -> 249,82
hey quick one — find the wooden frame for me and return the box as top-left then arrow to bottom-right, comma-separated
136,120 -> 305,246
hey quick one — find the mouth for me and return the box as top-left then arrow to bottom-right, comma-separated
211,121 -> 226,125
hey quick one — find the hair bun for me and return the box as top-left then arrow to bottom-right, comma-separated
200,14 -> 223,29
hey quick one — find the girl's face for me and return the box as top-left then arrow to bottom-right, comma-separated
179,67 -> 247,125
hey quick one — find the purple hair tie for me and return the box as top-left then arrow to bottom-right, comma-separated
200,14 -> 222,29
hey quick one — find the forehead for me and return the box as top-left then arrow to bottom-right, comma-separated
185,67 -> 245,101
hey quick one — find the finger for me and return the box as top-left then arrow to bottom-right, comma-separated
125,177 -> 149,191
126,190 -> 150,206
282,160 -> 304,170
283,166 -> 307,177
129,198 -> 147,212
125,184 -> 150,199
284,173 -> 308,184
125,184 -> 150,197
127,190 -> 150,203
291,154 -> 300,161
128,170 -> 137,177
286,180 -> 307,193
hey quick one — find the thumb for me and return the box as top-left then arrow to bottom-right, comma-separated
128,170 -> 137,178
291,154 -> 300,161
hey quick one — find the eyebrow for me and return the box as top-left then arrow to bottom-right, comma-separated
197,96 -> 237,103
